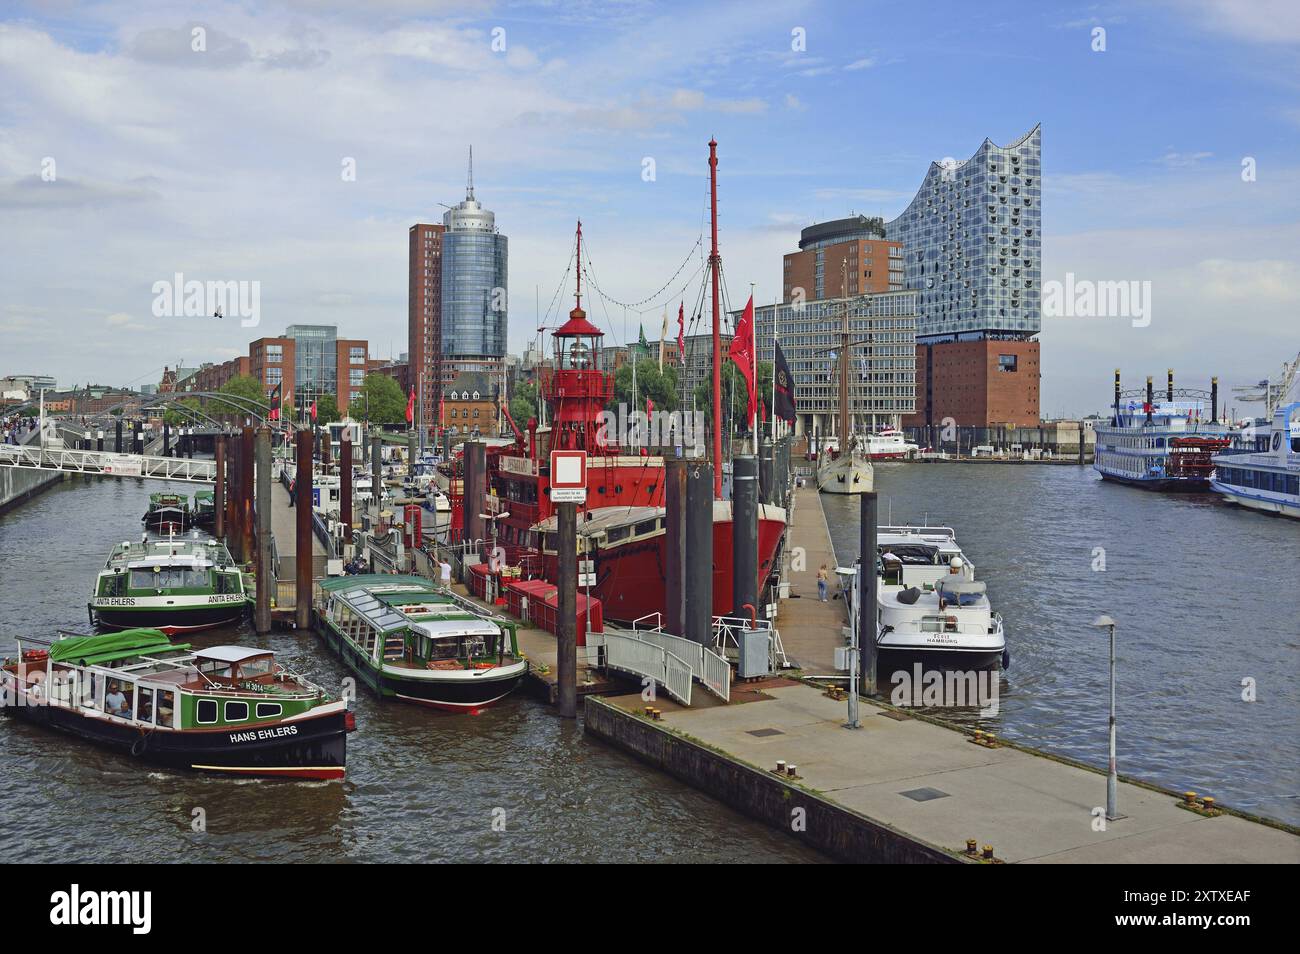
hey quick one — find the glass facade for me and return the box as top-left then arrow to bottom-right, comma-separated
442,193 -> 508,360
284,324 -> 337,407
884,125 -> 1041,341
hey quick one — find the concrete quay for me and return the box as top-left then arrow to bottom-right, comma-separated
585,482 -> 1300,864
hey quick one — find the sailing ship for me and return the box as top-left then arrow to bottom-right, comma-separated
1093,370 -> 1231,491
316,575 -> 528,712
142,491 -> 190,533
89,538 -> 251,634
816,261 -> 874,494
0,629 -> 353,779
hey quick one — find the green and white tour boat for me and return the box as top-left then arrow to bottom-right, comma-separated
1,629 -> 353,779
90,538 -> 251,635
316,575 -> 528,713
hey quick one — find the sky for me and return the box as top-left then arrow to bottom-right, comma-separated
0,0 -> 1297,417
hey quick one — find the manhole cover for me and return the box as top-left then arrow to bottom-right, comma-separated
899,787 -> 950,802
746,728 -> 785,737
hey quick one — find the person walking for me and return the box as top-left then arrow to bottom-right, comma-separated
288,476 -> 296,508
817,564 -> 829,602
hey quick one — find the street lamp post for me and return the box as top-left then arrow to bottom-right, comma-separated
1092,614 -> 1120,821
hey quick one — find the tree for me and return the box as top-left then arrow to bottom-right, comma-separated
162,396 -> 204,426
211,374 -> 269,419
315,394 -> 340,425
694,360 -> 772,431
361,373 -> 407,424
509,380 -> 539,426
611,358 -> 679,413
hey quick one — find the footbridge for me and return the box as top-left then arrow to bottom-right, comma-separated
0,443 -> 216,483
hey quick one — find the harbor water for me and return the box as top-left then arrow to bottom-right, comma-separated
0,476 -> 825,863
822,462 -> 1300,826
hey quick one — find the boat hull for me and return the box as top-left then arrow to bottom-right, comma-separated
553,513 -> 787,623
91,600 -> 250,635
316,622 -> 528,712
1097,471 -> 1210,492
817,454 -> 874,494
1209,482 -> 1300,519
0,684 -> 348,780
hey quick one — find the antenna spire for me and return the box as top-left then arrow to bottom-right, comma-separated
467,145 -> 475,200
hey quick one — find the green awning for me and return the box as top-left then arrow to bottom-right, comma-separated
49,629 -> 186,666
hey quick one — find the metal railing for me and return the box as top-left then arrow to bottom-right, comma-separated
602,632 -> 692,706
626,614 -> 730,702
0,444 -> 216,483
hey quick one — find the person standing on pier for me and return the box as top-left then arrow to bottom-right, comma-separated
817,564 -> 830,602
288,476 -> 297,508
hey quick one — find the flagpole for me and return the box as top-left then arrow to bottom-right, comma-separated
750,282 -> 757,454
772,295 -> 779,442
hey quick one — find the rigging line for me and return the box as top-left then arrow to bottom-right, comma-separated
581,242 -> 622,349
582,235 -> 704,312
540,229 -> 579,329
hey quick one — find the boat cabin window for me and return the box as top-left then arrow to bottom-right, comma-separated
196,699 -> 218,724
224,701 -> 248,722
157,690 -> 175,727
634,520 -> 658,536
606,525 -> 630,543
238,656 -> 274,679
80,672 -> 103,710
135,686 -> 155,722
256,702 -> 282,720
130,566 -> 209,589
197,659 -> 235,681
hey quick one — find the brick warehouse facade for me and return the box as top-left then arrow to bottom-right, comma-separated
904,338 -> 1040,428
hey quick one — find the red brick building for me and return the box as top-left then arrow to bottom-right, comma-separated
904,339 -> 1040,428
783,236 -> 904,302
409,223 -> 445,437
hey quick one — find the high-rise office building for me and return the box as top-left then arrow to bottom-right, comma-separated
409,222 -> 444,436
782,218 -> 904,302
441,151 -> 508,385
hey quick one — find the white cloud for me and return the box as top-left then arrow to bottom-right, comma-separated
844,57 -> 875,70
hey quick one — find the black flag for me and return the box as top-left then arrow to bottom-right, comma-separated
268,383 -> 282,421
774,341 -> 797,424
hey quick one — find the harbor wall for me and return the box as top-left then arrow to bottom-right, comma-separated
583,696 -> 960,864
0,467 -> 64,516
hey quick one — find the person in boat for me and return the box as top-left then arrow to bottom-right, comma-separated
439,558 -> 452,586
105,682 -> 128,717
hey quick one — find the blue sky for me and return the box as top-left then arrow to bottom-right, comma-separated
1,0 -> 1296,415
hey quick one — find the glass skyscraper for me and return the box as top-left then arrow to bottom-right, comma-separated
884,124 -> 1041,341
441,174 -> 508,363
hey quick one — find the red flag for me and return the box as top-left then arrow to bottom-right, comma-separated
676,302 -> 685,360
268,383 -> 281,421
761,399 -> 767,424
405,387 -> 415,425
646,396 -> 654,417
310,399 -> 318,422
728,295 -> 756,422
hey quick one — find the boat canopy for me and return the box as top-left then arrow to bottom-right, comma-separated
193,646 -> 276,664
49,629 -> 178,666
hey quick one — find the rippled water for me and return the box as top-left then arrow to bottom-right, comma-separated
822,462 -> 1300,825
0,476 -> 825,862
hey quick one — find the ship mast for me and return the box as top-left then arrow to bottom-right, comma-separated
709,139 -> 723,498
839,258 -> 850,447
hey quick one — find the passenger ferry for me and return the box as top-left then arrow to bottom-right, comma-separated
1211,402 -> 1300,519
142,491 -> 190,533
1093,371 -> 1230,491
316,575 -> 528,712
89,538 -> 251,634
846,525 -> 1007,672
0,630 -> 353,779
